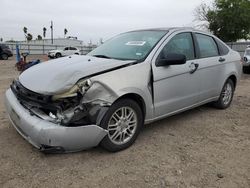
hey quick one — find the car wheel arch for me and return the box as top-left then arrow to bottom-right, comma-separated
228,75 -> 237,88
113,93 -> 146,119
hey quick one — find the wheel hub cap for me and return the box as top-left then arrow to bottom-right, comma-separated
107,107 -> 138,145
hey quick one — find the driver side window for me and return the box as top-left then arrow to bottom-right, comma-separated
158,32 -> 195,61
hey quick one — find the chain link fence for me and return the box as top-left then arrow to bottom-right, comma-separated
2,41 -> 250,57
226,42 -> 250,57
3,43 -> 96,55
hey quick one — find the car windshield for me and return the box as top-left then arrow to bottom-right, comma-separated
245,49 -> 250,56
88,30 -> 168,61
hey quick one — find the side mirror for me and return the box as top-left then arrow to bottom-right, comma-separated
156,53 -> 186,67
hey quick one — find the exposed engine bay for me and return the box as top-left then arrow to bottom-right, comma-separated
10,79 -> 114,127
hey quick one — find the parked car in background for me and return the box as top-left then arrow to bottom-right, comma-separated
0,44 -> 13,60
5,27 -> 242,153
243,46 -> 250,73
48,47 -> 80,58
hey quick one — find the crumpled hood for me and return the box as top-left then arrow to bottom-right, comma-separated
19,55 -> 134,95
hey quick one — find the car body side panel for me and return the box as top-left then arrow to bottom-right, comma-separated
87,61 -> 154,122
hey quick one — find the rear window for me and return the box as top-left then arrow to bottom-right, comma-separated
196,33 -> 219,58
215,39 -> 229,55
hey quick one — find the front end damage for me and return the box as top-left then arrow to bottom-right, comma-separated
5,79 -> 116,153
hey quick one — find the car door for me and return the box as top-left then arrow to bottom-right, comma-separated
152,32 -> 201,118
62,47 -> 70,56
67,47 -> 74,55
193,33 -> 224,101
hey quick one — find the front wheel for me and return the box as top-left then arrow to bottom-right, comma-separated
1,53 -> 8,60
213,79 -> 235,109
100,99 -> 143,152
55,53 -> 62,58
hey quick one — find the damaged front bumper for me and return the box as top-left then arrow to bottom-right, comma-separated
5,89 -> 108,153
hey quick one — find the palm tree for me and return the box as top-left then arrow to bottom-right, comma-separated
37,35 -> 42,40
27,33 -> 33,41
64,28 -> 68,38
43,27 -> 47,39
23,27 -> 28,40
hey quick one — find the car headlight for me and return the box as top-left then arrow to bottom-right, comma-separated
52,79 -> 92,101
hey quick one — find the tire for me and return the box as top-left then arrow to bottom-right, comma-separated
1,53 -> 8,60
100,99 -> 143,152
55,53 -> 62,58
213,79 -> 235,109
243,66 -> 250,74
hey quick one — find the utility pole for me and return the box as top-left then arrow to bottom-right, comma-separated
50,21 -> 54,44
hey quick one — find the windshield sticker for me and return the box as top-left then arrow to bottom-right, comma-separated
136,53 -> 142,56
126,41 -> 146,46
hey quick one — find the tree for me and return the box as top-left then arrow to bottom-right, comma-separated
196,0 -> 250,42
37,35 -> 42,40
64,28 -> 68,38
26,33 -> 33,41
43,27 -> 47,39
23,27 -> 28,40
0,38 -> 3,42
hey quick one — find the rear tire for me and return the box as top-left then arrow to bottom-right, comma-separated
213,79 -> 234,109
243,66 -> 250,74
100,99 -> 143,152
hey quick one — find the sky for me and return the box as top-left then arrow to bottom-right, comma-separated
0,0 -> 213,44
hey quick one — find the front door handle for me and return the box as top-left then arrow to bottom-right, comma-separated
189,62 -> 199,74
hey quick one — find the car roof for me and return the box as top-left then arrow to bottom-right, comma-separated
129,27 -> 211,35
132,27 -> 193,31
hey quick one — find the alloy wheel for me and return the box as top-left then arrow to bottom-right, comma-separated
107,107 -> 138,145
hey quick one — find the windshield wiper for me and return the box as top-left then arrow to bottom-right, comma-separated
92,55 -> 112,59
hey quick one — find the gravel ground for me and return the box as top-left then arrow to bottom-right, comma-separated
0,56 -> 249,188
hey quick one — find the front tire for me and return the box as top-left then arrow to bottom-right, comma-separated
55,53 -> 62,58
1,53 -> 8,60
100,99 -> 143,152
213,79 -> 235,109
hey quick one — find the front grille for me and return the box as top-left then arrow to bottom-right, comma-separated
11,80 -> 51,104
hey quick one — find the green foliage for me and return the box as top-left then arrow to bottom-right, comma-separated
26,33 -> 33,41
43,27 -> 47,38
197,0 -> 250,42
23,27 -> 27,34
37,35 -> 42,40
64,28 -> 68,38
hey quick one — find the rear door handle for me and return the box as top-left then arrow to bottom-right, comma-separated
189,62 -> 199,74
219,57 -> 226,62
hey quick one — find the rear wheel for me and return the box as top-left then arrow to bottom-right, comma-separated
213,79 -> 234,109
243,66 -> 250,74
100,99 -> 143,152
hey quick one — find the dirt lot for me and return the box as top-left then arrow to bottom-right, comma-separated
0,56 -> 249,188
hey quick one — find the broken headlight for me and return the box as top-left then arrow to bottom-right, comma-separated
52,79 -> 92,101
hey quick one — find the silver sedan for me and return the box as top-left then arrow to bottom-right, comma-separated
5,27 -> 242,153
